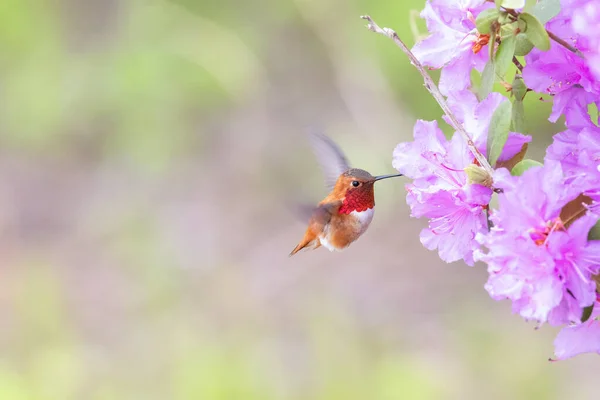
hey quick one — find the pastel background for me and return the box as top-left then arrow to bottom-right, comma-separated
0,0 -> 595,399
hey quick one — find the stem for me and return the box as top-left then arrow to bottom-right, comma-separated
547,30 -> 583,58
360,15 -> 494,176
512,56 -> 524,72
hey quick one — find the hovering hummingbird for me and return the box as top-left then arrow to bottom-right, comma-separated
290,132 -> 402,256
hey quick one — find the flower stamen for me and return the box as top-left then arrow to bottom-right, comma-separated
528,217 -> 566,246
472,33 -> 490,54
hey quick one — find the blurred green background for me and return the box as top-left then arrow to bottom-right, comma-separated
0,0 -> 595,399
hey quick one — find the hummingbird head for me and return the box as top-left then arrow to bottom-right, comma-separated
336,169 -> 402,214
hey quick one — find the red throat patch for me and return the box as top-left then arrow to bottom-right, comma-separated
339,187 -> 375,214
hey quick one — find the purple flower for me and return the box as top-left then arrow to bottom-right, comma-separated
393,90 -> 533,266
391,120 -> 449,186
412,0 -> 492,95
572,0 -> 600,82
523,0 -> 600,127
553,301 -> 600,360
475,163 -> 600,325
408,182 -> 492,265
394,120 -> 492,265
546,125 -> 600,201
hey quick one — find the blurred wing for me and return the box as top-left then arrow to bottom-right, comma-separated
293,203 -> 320,223
309,131 -> 351,190
292,201 -> 341,224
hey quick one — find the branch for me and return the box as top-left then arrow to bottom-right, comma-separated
547,30 -> 584,58
512,56 -> 524,72
360,15 -> 494,175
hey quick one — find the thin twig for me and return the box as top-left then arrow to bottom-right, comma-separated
547,30 -> 584,58
512,56 -> 524,72
360,15 -> 494,175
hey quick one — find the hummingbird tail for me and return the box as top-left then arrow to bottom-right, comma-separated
289,245 -> 301,257
289,238 -> 320,257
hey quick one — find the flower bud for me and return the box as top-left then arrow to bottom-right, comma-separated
465,164 -> 493,187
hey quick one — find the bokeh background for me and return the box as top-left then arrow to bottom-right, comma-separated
0,0 -> 596,399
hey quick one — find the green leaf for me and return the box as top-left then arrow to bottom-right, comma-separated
514,33 -> 534,56
487,100 -> 512,167
510,75 -> 526,132
498,0 -> 525,8
531,0 -> 561,25
478,60 -> 496,100
476,8 -> 500,34
495,35 -> 517,78
498,11 -> 512,24
588,102 -> 599,125
511,75 -> 527,100
499,21 -> 518,36
511,159 -> 542,175
511,99 -> 525,132
588,219 -> 600,241
581,304 -> 594,323
520,13 -> 551,51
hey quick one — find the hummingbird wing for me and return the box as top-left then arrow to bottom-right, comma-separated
293,203 -> 321,223
309,131 -> 351,190
293,201 -> 341,224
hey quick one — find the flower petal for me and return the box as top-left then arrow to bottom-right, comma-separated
553,306 -> 600,360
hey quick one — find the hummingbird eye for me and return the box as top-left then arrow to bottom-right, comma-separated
351,180 -> 360,187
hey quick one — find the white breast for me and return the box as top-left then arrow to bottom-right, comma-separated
351,208 -> 375,235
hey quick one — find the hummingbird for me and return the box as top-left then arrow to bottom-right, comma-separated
290,132 -> 402,256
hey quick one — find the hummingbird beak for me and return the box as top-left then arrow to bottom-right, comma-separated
373,173 -> 403,182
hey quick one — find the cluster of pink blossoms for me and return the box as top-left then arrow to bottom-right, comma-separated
393,0 -> 600,360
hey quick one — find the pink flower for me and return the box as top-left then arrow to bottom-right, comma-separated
553,301 -> 600,360
572,0 -> 600,82
412,0 -> 492,95
523,0 -> 600,127
394,120 -> 492,265
476,163 -> 600,325
546,125 -> 600,202
408,182 -> 492,265
393,88 -> 532,266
